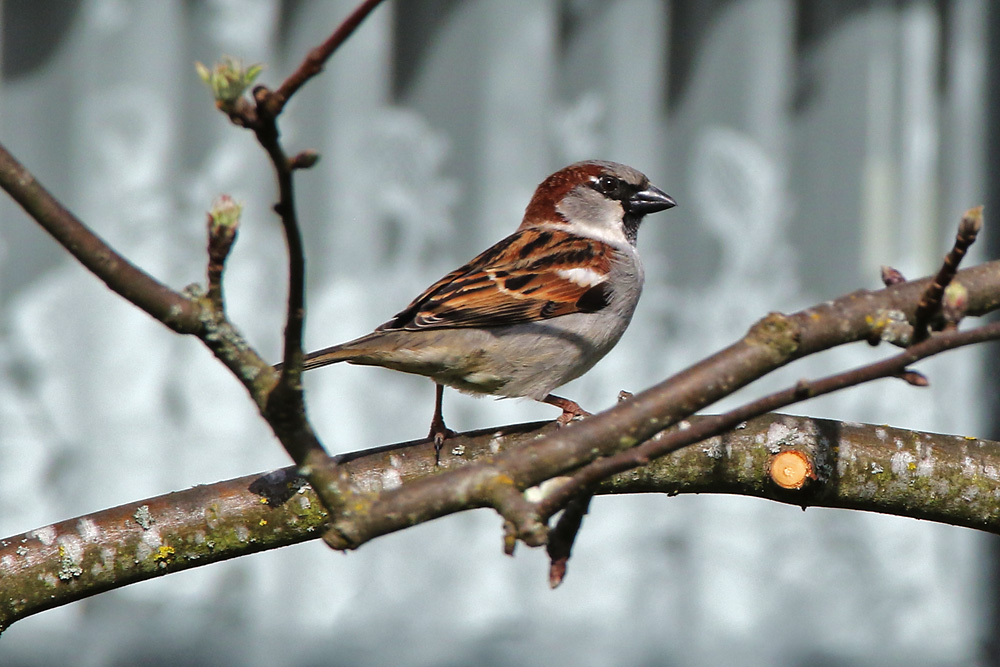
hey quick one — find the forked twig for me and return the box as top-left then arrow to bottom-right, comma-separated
912,206 -> 982,341
534,318 -> 1000,521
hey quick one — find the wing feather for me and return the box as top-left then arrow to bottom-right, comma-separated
376,228 -> 617,331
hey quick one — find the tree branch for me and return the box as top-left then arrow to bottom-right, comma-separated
913,205 -> 983,340
192,6 -> 404,514
0,142 -> 201,334
534,318 -> 1000,520
194,6 -> 396,484
317,258 -> 1000,549
4,414 -> 998,630
241,86 -> 333,476
3,0 -> 999,631
264,0 -> 390,117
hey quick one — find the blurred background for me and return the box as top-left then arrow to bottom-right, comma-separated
1,1 -> 999,664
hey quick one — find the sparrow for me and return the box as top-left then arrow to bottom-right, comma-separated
298,160 -> 675,447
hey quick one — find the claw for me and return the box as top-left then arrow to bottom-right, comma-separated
428,384 -> 456,464
429,419 -> 457,452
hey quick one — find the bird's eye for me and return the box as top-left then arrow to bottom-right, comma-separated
594,175 -> 621,197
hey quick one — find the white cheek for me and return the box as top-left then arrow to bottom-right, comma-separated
554,192 -> 630,247
574,221 -> 629,247
541,217 -> 630,247
557,267 -> 607,287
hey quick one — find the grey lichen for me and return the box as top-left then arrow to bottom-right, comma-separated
133,505 -> 154,530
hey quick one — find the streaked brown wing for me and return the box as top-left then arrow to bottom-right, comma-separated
377,228 -> 615,331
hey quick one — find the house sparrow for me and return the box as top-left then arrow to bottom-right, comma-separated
298,160 -> 675,446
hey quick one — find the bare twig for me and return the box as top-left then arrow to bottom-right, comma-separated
240,73 -> 345,509
206,195 -> 241,310
229,84 -> 310,381
545,494 -> 592,588
264,0 -> 389,118
912,206 -> 983,341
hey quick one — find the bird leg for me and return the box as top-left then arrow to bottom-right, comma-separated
428,383 -> 456,462
542,394 -> 591,425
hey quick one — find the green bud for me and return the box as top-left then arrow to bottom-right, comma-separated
196,57 -> 263,109
208,195 -> 242,236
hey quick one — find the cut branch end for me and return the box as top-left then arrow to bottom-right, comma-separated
769,450 -> 813,490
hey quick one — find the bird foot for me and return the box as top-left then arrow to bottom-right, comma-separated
543,394 -> 591,427
429,419 -> 457,464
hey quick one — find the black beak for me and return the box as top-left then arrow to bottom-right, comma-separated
627,185 -> 676,215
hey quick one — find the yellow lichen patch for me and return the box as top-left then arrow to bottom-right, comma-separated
153,545 -> 175,563
493,473 -> 516,487
746,312 -> 800,356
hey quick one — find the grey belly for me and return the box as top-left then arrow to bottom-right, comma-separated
344,311 -> 628,400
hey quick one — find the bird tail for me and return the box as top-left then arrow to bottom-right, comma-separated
303,344 -> 358,370
272,343 -> 358,372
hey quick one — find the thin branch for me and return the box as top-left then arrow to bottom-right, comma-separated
243,80 -> 339,495
264,0 -> 390,117
0,142 -> 201,334
534,319 -> 1000,519
545,494 -> 592,589
194,14 -> 397,500
249,88 -> 308,381
912,205 -> 983,341
216,0 -> 390,388
206,195 -> 241,310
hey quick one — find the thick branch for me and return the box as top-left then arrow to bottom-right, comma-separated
534,318 -> 1000,518
4,414 -> 998,630
322,261 -> 1000,547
